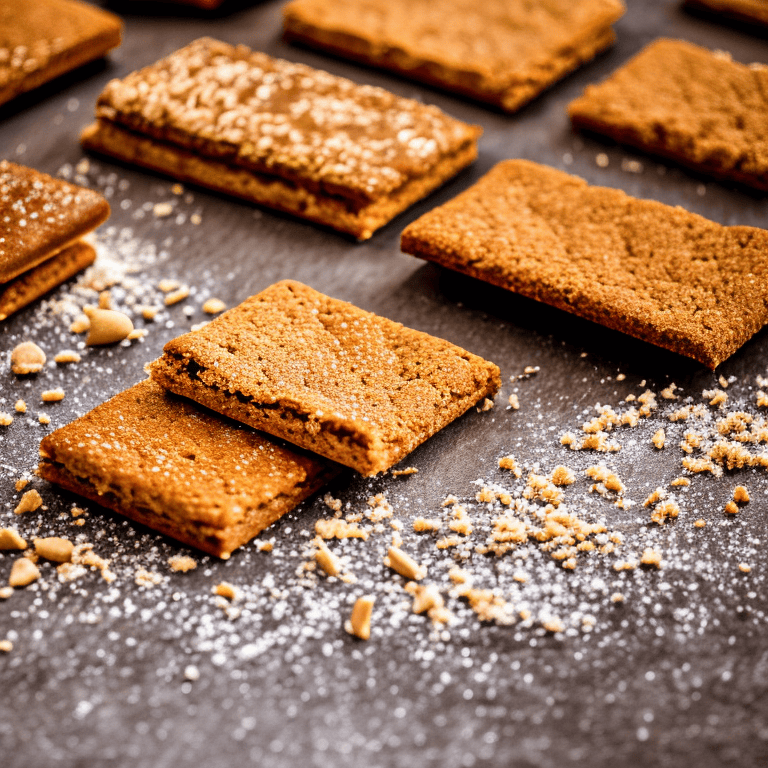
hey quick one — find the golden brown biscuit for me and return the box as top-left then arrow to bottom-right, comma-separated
0,0 -> 122,108
81,37 -> 481,240
0,240 -> 95,321
684,0 -> 768,26
400,159 -> 768,369
283,0 -> 625,112
568,39 -> 768,190
149,280 -> 501,475
38,380 -> 339,559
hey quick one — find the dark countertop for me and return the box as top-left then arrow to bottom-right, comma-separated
2,2 -> 768,766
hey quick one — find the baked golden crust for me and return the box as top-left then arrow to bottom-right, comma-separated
283,0 -> 625,112
568,39 -> 768,190
0,240 -> 96,321
38,380 -> 339,559
0,160 -> 109,283
82,37 -> 481,238
0,0 -> 121,108
149,280 -> 501,476
400,159 -> 768,369
684,0 -> 768,25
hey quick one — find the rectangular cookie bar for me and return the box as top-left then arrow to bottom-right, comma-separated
400,159 -> 768,369
149,280 -> 501,476
38,380 -> 339,559
684,0 -> 768,26
568,39 -> 768,190
0,161 -> 109,320
0,0 -> 122,108
81,37 -> 481,240
283,0 -> 625,113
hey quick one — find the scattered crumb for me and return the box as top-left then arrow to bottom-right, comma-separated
478,397 -> 494,412
384,547 -> 426,580
0,640 -> 12,653
10,341 -> 46,375
652,429 -> 665,449
14,400 -> 26,413
739,563 -> 752,573
0,528 -> 27,550
733,486 -> 749,503
164,286 -> 189,306
694,519 -> 707,528
14,479 -> 28,492
508,394 -> 520,410
54,350 -> 81,364
202,298 -> 226,314
213,582 -> 239,600
38,414 -> 51,425
413,518 -> 441,533
153,202 -> 174,218
315,518 -> 367,540
391,467 -> 418,477
498,455 -> 522,478
140,306 -> 159,321
14,489 -> 42,515
640,548 -> 663,568
41,388 -> 65,402
70,313 -> 90,333
98,290 -> 111,310
550,465 -> 575,486
724,500 -> 739,515
34,537 -> 74,563
0,413 -> 12,426
135,568 -> 164,587
314,539 -> 341,577
9,558 -> 41,587
168,555 -> 197,572
345,595 -> 374,640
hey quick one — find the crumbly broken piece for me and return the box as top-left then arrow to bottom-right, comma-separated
41,388 -> 65,403
55,350 -> 81,364
315,518 -> 367,540
283,0 -> 625,112
14,489 -> 42,515
550,466 -> 576,486
38,380 -> 338,559
10,342 -> 45,375
81,37 -> 482,241
168,554 -> 197,572
38,413 -> 51,425
640,548 -> 662,568
508,394 -> 520,410
0,528 -> 27,550
202,298 -> 226,315
314,538 -> 341,576
498,455 -> 522,478
391,467 -> 418,477
0,413 -> 12,426
164,286 -> 189,306
9,558 -> 40,587
70,313 -> 90,333
213,582 -> 239,600
14,400 -> 26,413
569,39 -> 768,191
652,429 -> 666,449
0,639 -> 12,652
149,280 -> 500,476
34,537 -> 74,563
733,485 -> 750,503
413,518 -> 442,533
345,595 -> 374,640
384,546 -> 427,580
401,159 -> 768,369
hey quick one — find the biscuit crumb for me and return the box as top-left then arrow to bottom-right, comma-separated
171,183 -> 184,195
640,548 -> 662,568
168,554 -> 197,572
41,388 -> 65,402
550,465 -> 575,486
14,400 -> 26,413
0,412 -> 12,426
611,593 -> 625,603
213,582 -> 239,600
164,286 -> 189,306
718,375 -> 729,388
202,298 -> 226,314
14,489 -> 42,514
652,429 -> 666,449
384,547 -> 426,580
739,563 -> 752,573
660,383 -> 678,400
14,478 -> 27,491
9,558 -> 40,587
140,306 -> 159,321
541,616 -> 565,633
10,342 -> 46,375
391,467 -> 418,477
671,477 -> 690,487
478,397 -> 494,412
315,518 -> 368,540
0,640 -> 12,653
650,500 -> 680,525
0,528 -> 27,550
190,213 -> 202,226
135,568 -> 164,587
98,290 -> 111,310
54,350 -> 81,364
498,455 -> 522,477
724,500 -> 739,515
127,329 -> 147,341
314,539 -> 341,576
694,519 -> 707,528
322,494 -> 342,513
508,393 -> 520,410
413,518 -> 441,533
441,495 -> 460,507
70,313 -> 90,333
34,537 -> 73,563
38,413 -> 51,425
733,486 -> 749,503
703,388 -> 728,408
345,595 -> 374,640
0,587 -> 13,599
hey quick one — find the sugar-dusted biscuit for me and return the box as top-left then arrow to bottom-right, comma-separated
0,0 -> 122,109
149,280 -> 501,476
0,241 -> 95,321
38,380 -> 339,559
0,161 -> 108,320
400,159 -> 768,369
684,0 -> 768,26
283,0 -> 625,113
81,38 -> 481,240
568,39 -> 768,190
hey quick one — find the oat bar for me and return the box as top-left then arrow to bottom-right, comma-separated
283,0 -> 625,113
149,280 -> 501,475
568,39 -> 768,190
0,161 -> 108,320
684,0 -> 768,26
400,159 -> 768,369
0,0 -> 121,109
38,380 -> 339,559
81,37 -> 481,240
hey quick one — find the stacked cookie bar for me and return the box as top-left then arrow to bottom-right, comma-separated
0,161 -> 109,321
40,281 -> 500,557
